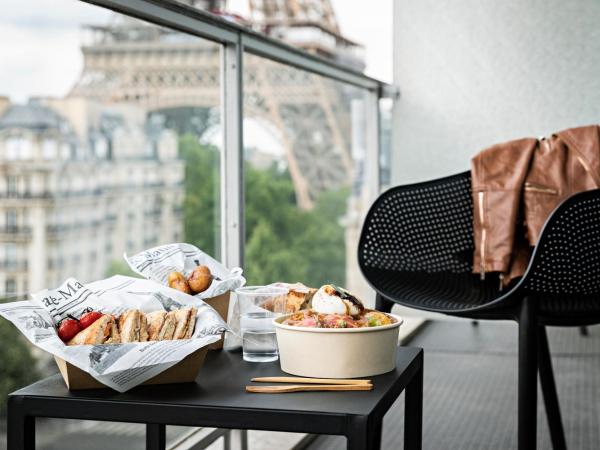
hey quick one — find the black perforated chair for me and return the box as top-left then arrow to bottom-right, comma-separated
358,171 -> 600,450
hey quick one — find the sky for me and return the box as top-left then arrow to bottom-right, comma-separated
0,0 -> 392,103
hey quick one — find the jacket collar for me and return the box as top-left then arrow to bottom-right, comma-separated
555,124 -> 600,187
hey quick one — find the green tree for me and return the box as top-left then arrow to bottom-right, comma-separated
243,163 -> 348,287
0,320 -> 38,417
104,260 -> 138,278
179,134 -> 220,258
179,135 -> 349,289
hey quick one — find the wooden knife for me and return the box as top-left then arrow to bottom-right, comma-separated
250,376 -> 372,386
246,384 -> 373,393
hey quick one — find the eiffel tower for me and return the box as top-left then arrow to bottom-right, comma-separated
69,0 -> 365,209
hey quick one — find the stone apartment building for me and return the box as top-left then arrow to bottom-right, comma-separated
0,96 -> 184,297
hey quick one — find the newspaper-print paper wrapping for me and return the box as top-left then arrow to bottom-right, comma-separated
125,243 -> 246,349
124,243 -> 245,299
0,275 -> 227,392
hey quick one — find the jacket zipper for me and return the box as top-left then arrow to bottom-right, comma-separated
523,182 -> 558,195
478,191 -> 486,280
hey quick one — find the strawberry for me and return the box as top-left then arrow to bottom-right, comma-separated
79,311 -> 104,329
58,319 -> 81,342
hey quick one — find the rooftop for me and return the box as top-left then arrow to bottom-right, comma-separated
0,102 -> 69,131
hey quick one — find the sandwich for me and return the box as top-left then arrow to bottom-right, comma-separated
184,308 -> 197,339
67,315 -> 120,346
118,310 -> 148,343
139,313 -> 149,342
106,319 -> 121,344
172,307 -> 197,339
157,311 -> 177,340
146,310 -> 167,341
65,307 -> 197,345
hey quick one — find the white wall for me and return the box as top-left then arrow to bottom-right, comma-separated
392,0 -> 600,184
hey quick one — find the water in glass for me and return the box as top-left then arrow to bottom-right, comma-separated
241,311 -> 278,362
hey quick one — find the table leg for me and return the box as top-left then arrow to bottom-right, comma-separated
146,424 -> 166,450
6,396 -> 35,450
224,429 -> 248,450
404,363 -> 423,450
346,415 -> 382,450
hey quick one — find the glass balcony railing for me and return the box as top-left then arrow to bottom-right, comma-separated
0,0 -> 394,447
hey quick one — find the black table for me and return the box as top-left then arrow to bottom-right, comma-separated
7,347 -> 423,450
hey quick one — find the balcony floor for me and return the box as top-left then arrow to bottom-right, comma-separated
308,320 -> 600,450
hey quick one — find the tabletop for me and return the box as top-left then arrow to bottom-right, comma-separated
12,346 -> 422,419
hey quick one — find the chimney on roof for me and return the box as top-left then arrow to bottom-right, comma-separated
0,96 -> 10,117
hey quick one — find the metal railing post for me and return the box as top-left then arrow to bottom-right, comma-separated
220,38 -> 244,269
365,87 -> 381,203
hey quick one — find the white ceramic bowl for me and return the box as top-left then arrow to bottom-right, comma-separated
273,313 -> 403,378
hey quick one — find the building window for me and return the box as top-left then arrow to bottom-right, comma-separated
42,138 -> 58,159
6,176 -> 18,197
6,136 -> 32,160
5,278 -> 16,295
6,209 -> 17,231
5,243 -> 17,269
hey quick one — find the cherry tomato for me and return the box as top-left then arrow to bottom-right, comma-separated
79,311 -> 104,329
58,319 -> 81,342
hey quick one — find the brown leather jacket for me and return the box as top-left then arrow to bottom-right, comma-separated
471,124 -> 600,285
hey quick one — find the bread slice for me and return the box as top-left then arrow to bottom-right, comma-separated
119,310 -> 143,343
146,311 -> 167,341
172,307 -> 192,339
183,307 -> 197,339
105,319 -> 121,344
158,311 -> 177,340
139,313 -> 149,342
68,315 -> 113,346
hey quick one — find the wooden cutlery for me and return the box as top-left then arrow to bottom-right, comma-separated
246,376 -> 373,393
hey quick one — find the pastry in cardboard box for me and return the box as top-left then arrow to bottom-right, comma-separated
261,282 -> 317,313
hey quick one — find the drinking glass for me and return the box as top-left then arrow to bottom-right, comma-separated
235,286 -> 288,362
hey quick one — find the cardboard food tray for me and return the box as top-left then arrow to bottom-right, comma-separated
203,290 -> 230,350
55,347 -> 208,390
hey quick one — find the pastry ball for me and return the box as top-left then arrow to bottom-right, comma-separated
168,271 -> 193,294
188,265 -> 212,294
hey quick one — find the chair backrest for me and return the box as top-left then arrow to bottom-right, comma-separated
358,172 -> 474,274
522,188 -> 600,297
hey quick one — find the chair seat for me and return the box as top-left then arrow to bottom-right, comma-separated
365,267 -> 600,320
364,267 -> 502,312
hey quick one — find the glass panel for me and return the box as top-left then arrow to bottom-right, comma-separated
0,1 -> 222,297
0,0 -> 222,442
243,53 -> 373,301
379,97 -> 393,190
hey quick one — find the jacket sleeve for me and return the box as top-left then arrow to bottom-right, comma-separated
471,138 -> 538,278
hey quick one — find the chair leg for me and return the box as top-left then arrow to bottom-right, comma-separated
518,297 -> 538,450
538,326 -> 567,450
375,293 -> 394,313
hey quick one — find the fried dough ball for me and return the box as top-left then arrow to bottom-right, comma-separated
187,265 -> 212,294
168,271 -> 193,295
